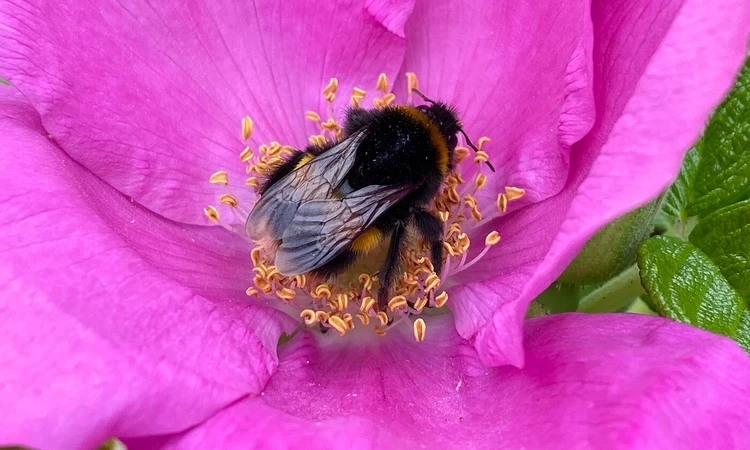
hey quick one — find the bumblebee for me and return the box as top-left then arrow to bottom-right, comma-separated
246,90 -> 492,309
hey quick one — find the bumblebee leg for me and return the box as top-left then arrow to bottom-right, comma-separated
377,220 -> 406,310
412,208 -> 444,276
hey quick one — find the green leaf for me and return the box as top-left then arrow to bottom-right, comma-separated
0,77 -> 10,86
689,57 -> 750,217
558,195 -> 663,284
690,199 -> 750,298
662,146 -> 700,221
638,235 -> 750,352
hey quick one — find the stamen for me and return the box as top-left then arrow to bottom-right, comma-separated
413,318 -> 426,342
350,87 -> 367,108
406,72 -> 419,94
435,291 -> 448,308
476,136 -> 490,151
360,296 -> 376,313
328,315 -> 348,336
309,135 -> 327,146
246,287 -> 259,298
505,186 -> 526,201
473,150 -> 489,164
300,309 -> 316,325
356,313 -> 370,325
203,205 -> 220,223
242,116 -> 253,141
376,73 -> 389,93
497,193 -> 508,213
388,295 -> 408,312
376,311 -> 389,326
239,147 -> 253,162
485,231 -> 501,246
209,170 -> 229,185
475,173 -> 487,189
305,111 -> 321,122
322,77 -> 339,96
219,194 -> 239,207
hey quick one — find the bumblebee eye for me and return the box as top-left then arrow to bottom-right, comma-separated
448,134 -> 458,148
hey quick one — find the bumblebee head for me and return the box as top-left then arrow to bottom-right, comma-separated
413,89 -> 495,172
417,102 -> 462,150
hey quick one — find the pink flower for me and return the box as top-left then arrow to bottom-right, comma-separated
1,0 -> 749,448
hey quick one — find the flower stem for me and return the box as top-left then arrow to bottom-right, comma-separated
577,264 -> 645,313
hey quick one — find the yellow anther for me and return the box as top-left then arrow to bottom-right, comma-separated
473,150 -> 489,163
245,287 -> 259,298
374,325 -> 387,336
443,241 -> 459,256
328,315 -> 348,336
406,72 -> 419,94
350,95 -> 363,108
485,231 -> 501,246
203,205 -> 220,223
438,211 -> 450,222
475,173 -> 487,189
300,309 -> 317,326
353,87 -> 367,97
241,116 -> 253,141
360,296 -> 376,313
435,291 -> 449,308
424,273 -> 441,292
246,177 -> 260,188
356,313 -> 370,325
505,186 -> 526,201
209,170 -> 229,185
305,111 -> 321,122
293,274 -> 307,288
455,146 -> 470,161
380,93 -> 396,106
315,311 -> 330,323
471,205 -> 482,222
322,77 -> 339,95
497,193 -> 508,213
358,273 -> 371,288
219,194 -> 238,207
343,313 -> 355,329
254,277 -> 272,294
313,284 -> 332,299
388,295 -> 408,312
376,311 -> 389,326
448,187 -> 461,204
376,73 -> 389,93
476,136 -> 490,151
321,118 -> 340,132
239,146 -> 253,162
250,248 -> 263,266
414,297 -> 428,312
464,194 -> 477,208
335,294 -> 349,311
324,92 -> 336,103
277,287 -> 296,300
309,135 -> 327,146
413,318 -> 426,342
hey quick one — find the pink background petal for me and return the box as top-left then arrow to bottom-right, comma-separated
448,0 -> 750,366
153,314 -> 750,449
400,0 -> 595,207
0,0 -> 414,225
0,90 -> 295,449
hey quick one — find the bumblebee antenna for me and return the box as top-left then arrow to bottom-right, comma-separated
414,87 -> 495,172
411,88 -> 436,105
459,129 -> 495,172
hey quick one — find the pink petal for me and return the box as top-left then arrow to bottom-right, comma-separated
0,0 -> 414,225
439,0 -> 750,366
401,0 -> 596,207
0,89 -> 295,449
154,314 -> 750,448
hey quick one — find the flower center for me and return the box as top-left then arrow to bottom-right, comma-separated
205,73 -> 525,341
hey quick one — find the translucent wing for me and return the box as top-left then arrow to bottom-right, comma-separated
245,129 -> 367,242
274,183 -> 416,275
244,127 -> 417,276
